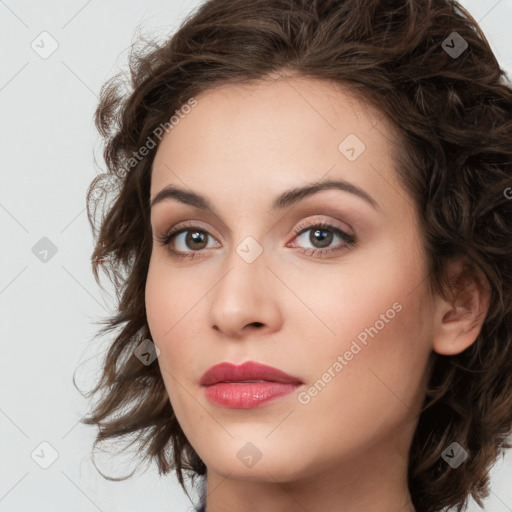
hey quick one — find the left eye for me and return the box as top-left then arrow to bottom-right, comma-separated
291,223 -> 356,255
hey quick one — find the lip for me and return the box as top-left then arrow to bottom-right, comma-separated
200,361 -> 302,386
200,361 -> 303,409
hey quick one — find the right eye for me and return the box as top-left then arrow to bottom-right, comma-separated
157,223 -> 221,260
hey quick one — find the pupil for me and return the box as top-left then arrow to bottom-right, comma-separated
312,228 -> 332,248
187,231 -> 206,249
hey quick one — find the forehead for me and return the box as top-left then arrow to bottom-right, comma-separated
150,75 -> 407,217
155,75 -> 386,153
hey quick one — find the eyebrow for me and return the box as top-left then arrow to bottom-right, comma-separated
150,179 -> 379,212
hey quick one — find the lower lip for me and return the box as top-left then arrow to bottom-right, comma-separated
203,382 -> 301,409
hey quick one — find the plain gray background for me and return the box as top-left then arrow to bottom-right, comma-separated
1,1 -> 511,511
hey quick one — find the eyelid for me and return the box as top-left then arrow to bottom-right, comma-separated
158,220 -> 219,241
290,216 -> 353,239
157,217 -> 350,244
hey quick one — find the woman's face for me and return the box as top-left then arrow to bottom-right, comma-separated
146,76 -> 436,486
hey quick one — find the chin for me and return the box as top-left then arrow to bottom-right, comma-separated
199,441 -> 315,483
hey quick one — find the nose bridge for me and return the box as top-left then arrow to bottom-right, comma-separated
215,235 -> 267,308
208,234 -> 281,336
220,217 -> 267,280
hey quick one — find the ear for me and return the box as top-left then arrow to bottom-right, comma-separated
432,259 -> 491,356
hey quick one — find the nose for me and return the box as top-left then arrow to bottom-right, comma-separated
208,244 -> 283,339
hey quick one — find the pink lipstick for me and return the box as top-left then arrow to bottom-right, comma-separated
200,361 -> 303,409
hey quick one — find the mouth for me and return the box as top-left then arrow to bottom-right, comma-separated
200,361 -> 303,409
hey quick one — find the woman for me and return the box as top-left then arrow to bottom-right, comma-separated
80,1 -> 512,511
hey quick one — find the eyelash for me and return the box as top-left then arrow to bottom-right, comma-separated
157,220 -> 357,260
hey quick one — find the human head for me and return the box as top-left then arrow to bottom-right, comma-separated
81,1 -> 512,511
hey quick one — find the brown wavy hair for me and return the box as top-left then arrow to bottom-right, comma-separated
78,0 -> 512,510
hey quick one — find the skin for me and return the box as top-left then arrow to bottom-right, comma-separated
145,74 -> 490,512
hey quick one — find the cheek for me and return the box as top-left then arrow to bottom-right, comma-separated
145,269 -> 193,420
145,261 -> 168,341
145,253 -> 199,341
287,303 -> 432,470
146,261 -> 183,379
288,235 -> 426,349
145,258 -> 208,389
290,237 -> 432,406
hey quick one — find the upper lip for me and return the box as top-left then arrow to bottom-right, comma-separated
200,361 -> 303,386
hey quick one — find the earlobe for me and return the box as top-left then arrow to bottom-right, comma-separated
432,259 -> 491,356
